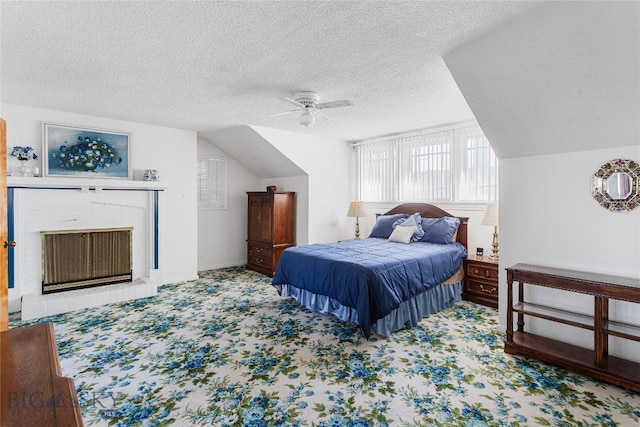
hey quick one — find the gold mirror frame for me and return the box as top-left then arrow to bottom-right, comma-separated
591,159 -> 640,212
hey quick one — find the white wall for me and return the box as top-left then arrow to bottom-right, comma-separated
197,137 -> 260,270
500,145 -> 640,361
251,126 -> 351,244
1,104 -> 199,287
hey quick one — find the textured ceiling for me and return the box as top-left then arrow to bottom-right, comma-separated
0,1 -> 537,143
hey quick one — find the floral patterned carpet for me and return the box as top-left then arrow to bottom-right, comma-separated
11,267 -> 640,426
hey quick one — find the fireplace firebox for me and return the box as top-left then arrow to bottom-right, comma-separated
41,228 -> 133,294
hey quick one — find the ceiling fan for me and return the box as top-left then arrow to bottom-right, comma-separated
270,91 -> 353,127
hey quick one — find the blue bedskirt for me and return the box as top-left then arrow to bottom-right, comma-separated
278,280 -> 463,337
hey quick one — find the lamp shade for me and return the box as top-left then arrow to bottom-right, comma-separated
346,201 -> 367,218
480,204 -> 499,227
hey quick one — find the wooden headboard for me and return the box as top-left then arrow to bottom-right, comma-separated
383,203 -> 469,250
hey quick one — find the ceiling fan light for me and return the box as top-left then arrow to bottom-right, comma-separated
299,110 -> 315,127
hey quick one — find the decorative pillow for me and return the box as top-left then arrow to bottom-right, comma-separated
369,213 -> 408,238
420,217 -> 460,244
392,213 -> 425,242
388,225 -> 417,243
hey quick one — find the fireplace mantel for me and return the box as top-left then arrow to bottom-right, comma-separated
8,176 -> 168,191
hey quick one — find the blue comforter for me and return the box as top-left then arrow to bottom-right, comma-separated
272,238 -> 467,337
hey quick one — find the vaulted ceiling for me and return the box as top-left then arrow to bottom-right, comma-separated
1,1 -> 535,142
1,1 -> 637,160
445,1 -> 639,159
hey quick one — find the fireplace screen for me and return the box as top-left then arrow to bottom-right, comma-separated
41,228 -> 133,294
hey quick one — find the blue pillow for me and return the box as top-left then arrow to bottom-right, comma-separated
420,217 -> 460,244
369,213 -> 408,238
393,213 -> 425,242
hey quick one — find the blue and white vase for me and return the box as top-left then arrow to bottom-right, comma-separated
143,169 -> 159,182
18,160 -> 29,177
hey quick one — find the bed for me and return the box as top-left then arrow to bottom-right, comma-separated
271,203 -> 469,338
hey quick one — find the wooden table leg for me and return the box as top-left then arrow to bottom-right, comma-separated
517,281 -> 524,332
594,296 -> 608,367
602,298 -> 609,357
506,271 -> 514,343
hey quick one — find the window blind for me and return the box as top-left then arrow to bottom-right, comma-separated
398,131 -> 452,202
198,156 -> 228,210
358,139 -> 398,202
355,123 -> 498,203
457,126 -> 499,202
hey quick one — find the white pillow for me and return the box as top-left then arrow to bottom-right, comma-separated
388,225 -> 417,243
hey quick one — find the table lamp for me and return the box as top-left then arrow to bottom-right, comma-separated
481,204 -> 499,261
346,201 -> 367,239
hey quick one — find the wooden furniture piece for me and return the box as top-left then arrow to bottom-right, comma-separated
463,257 -> 498,308
1,118 -> 8,332
246,191 -> 295,277
505,263 -> 640,392
1,322 -> 84,426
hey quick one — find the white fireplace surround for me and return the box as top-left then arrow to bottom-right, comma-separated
8,176 -> 167,320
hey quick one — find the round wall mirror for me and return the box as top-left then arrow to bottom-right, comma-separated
591,159 -> 640,212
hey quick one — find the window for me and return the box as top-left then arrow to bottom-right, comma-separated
198,156 -> 228,210
354,123 -> 498,203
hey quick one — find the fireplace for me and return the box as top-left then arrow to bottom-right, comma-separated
41,228 -> 133,294
8,179 -> 163,320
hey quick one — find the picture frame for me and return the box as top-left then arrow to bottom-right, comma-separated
43,123 -> 131,179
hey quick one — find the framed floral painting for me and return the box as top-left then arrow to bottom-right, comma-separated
43,123 -> 131,179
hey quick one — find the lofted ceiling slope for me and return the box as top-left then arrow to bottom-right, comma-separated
444,1 -> 640,159
2,1 -> 633,163
208,126 -> 306,179
1,0 -> 537,146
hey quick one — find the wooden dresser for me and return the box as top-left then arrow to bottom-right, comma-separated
246,191 -> 295,277
1,322 -> 84,426
463,257 -> 499,308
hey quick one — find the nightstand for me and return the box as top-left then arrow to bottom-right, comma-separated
463,257 -> 499,308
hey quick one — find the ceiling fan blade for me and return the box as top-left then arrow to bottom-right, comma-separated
316,100 -> 353,110
269,108 -> 300,117
285,97 -> 304,107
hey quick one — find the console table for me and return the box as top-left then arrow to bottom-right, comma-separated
505,263 -> 640,392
